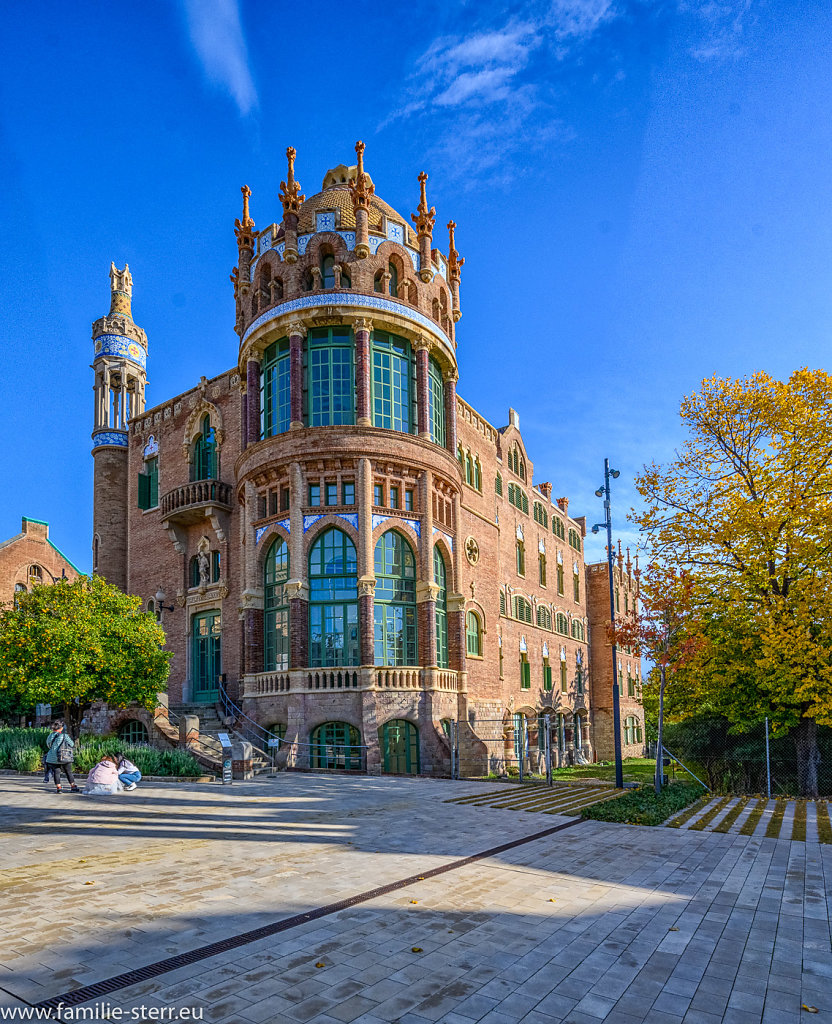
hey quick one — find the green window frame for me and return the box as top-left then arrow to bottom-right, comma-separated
325,482 -> 338,506
539,554 -> 546,586
311,721 -> 363,771
308,484 -> 320,506
309,528 -> 359,667
404,489 -> 414,511
427,357 -> 446,447
371,331 -> 413,433
138,456 -> 159,510
466,611 -> 482,657
520,655 -> 530,689
557,562 -> 564,595
543,660 -> 552,691
118,720 -> 149,744
306,326 -> 354,427
191,415 -> 217,481
516,541 -> 525,576
434,546 -> 448,668
261,338 -> 290,437
373,483 -> 384,506
500,591 -> 506,616
390,486 -> 399,509
560,660 -> 568,692
556,613 -> 568,635
380,719 -> 420,774
374,531 -> 417,666
573,572 -> 580,602
495,473 -> 503,496
342,481 -> 355,505
536,606 -> 551,630
514,597 -> 532,623
576,667 -> 584,694
264,537 -> 290,671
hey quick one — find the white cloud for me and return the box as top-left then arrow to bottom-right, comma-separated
682,0 -> 754,60
181,0 -> 257,116
547,0 -> 617,40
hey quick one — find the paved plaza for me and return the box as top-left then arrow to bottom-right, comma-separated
0,774 -> 830,1024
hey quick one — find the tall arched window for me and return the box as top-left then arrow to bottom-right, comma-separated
309,528 -> 359,666
321,254 -> 335,289
465,452 -> 473,485
28,565 -> 43,588
388,262 -> 398,297
371,332 -> 413,433
434,546 -> 448,668
466,611 -> 482,657
311,722 -> 363,771
264,537 -> 290,671
307,326 -> 354,426
516,540 -> 525,576
191,415 -> 217,480
374,531 -> 417,666
427,358 -> 445,447
261,338 -> 290,437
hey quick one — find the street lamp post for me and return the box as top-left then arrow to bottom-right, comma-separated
592,458 -> 624,789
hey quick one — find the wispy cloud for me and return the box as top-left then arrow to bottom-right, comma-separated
181,0 -> 257,116
683,0 -> 755,61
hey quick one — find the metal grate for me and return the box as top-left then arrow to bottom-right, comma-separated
30,817 -> 585,1014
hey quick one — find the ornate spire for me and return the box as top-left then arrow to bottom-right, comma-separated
108,262 -> 133,319
447,221 -> 465,283
634,552 -> 641,578
625,546 -> 633,573
234,185 -> 255,250
411,172 -> 436,237
279,147 -> 305,214
349,140 -> 375,213
617,539 -> 624,569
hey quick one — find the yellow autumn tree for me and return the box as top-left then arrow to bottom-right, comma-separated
634,369 -> 832,797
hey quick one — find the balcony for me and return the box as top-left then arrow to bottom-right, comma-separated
241,666 -> 461,697
160,479 -> 233,526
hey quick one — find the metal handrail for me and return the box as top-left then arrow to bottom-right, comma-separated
219,684 -> 283,756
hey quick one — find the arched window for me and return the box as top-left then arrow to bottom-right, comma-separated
28,565 -> 43,588
495,473 -> 503,496
465,452 -> 473,486
473,457 -> 482,492
539,553 -> 547,586
191,414 -> 217,481
500,590 -> 506,616
311,722 -> 363,771
518,457 -> 526,481
309,528 -> 359,667
374,270 -> 384,293
388,262 -> 398,297
434,546 -> 448,668
262,338 -> 290,437
321,254 -> 336,289
514,596 -> 532,623
13,583 -> 26,609
573,567 -> 581,602
189,556 -> 200,588
118,720 -> 149,745
536,606 -> 551,630
374,531 -> 417,666
371,331 -> 413,433
264,537 -> 290,671
427,357 -> 445,447
516,540 -> 525,576
557,560 -> 565,595
556,613 -> 568,635
307,326 -> 355,426
466,611 -> 482,657
571,620 -> 585,642
379,719 -> 419,774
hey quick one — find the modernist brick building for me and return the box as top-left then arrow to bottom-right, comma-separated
0,517 -> 80,608
90,143 -> 643,775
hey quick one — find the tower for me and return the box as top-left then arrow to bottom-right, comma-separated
91,263 -> 147,590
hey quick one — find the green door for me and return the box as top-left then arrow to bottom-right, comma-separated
192,610 -> 221,702
380,719 -> 419,775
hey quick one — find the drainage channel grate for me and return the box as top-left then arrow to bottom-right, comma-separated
28,816 -> 585,1014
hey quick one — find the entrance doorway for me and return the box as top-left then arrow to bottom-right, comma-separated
380,719 -> 420,775
192,610 -> 221,702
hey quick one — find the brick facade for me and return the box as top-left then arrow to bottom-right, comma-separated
0,518 -> 80,607
90,145 -> 644,775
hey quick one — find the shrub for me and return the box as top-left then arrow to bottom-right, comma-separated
11,746 -> 43,772
0,728 -> 49,768
581,781 -> 706,826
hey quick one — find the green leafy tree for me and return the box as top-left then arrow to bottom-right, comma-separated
0,575 -> 170,737
635,369 -> 832,796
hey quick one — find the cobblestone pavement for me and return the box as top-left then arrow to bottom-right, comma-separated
666,795 -> 832,843
0,774 -> 830,1024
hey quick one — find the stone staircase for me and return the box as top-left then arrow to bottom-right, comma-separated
169,703 -> 273,774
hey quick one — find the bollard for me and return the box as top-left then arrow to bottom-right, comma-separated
179,715 -> 199,749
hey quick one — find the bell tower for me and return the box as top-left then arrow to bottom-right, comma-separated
91,263 -> 147,590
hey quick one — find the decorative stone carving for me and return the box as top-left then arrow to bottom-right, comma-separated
357,576 -> 376,598
465,536 -> 479,565
287,319 -> 307,338
284,580 -> 309,602
415,581 -> 440,604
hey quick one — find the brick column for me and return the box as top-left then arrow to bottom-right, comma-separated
444,369 -> 458,455
417,468 -> 436,665
244,608 -> 263,675
241,391 -> 248,452
357,457 -> 375,665
246,358 -> 260,446
415,339 -> 430,438
288,320 -> 305,429
354,318 -> 372,426
288,461 -> 307,668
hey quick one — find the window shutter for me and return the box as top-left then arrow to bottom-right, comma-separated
138,473 -> 150,510
149,469 -> 158,508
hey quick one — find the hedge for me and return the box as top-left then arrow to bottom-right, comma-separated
581,781 -> 706,826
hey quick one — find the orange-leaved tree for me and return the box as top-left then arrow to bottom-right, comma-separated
612,563 -> 703,793
634,369 -> 832,797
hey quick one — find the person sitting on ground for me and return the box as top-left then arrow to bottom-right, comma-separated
116,752 -> 142,791
44,720 -> 79,794
84,753 -> 122,795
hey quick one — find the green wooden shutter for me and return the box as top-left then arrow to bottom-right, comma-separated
138,472 -> 150,510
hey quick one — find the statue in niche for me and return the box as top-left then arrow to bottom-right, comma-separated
198,551 -> 210,587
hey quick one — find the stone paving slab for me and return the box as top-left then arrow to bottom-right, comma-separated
665,796 -> 832,842
0,775 -> 830,1023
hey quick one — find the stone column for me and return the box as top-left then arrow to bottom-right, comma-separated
288,461 -> 308,668
417,469 -> 436,667
354,318 -> 372,427
288,320 -> 305,429
357,457 -> 375,666
448,490 -> 466,675
241,481 -> 264,677
444,369 -> 458,455
246,358 -> 260,446
283,211 -> 299,264
415,338 -> 430,438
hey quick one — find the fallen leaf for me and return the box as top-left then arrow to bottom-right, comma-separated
84,881 -> 95,886
802,1006 -> 818,1014
548,898 -> 557,903
668,927 -> 679,932
410,899 -> 418,904
411,947 -> 423,953
315,962 -> 325,969
417,876 -> 424,880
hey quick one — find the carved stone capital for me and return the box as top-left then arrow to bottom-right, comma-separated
443,367 -> 459,384
416,581 -> 441,604
357,575 -> 377,598
353,317 -> 373,334
285,579 -> 309,602
240,587 -> 264,611
413,335 -> 431,353
447,592 -> 466,613
287,319 -> 307,338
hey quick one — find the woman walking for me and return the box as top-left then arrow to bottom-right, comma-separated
44,720 -> 79,793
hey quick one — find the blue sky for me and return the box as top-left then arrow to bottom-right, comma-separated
1,0 -> 830,573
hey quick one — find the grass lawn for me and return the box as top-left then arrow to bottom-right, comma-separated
551,758 -> 657,784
